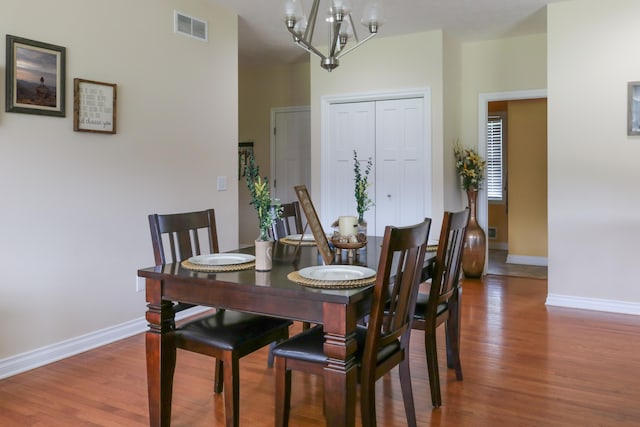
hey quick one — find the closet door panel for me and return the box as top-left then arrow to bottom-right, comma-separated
374,98 -> 425,235
326,102 -> 376,228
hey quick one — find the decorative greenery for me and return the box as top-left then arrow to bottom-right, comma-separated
454,143 -> 486,191
244,152 -> 282,241
353,150 -> 374,222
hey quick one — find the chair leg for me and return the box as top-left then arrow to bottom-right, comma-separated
214,359 -> 223,393
214,307 -> 227,393
398,355 -> 418,427
275,357 -> 291,427
445,288 -> 463,380
222,354 -> 240,427
425,331 -> 442,408
359,372 -> 377,427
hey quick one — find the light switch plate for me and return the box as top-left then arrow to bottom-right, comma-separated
136,276 -> 145,292
217,176 -> 227,191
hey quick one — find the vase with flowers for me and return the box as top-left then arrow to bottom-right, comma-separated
454,142 -> 487,278
353,150 -> 374,232
244,152 -> 282,270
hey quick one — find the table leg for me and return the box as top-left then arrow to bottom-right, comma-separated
145,278 -> 176,427
322,302 -> 358,427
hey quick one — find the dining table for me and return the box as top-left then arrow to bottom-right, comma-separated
138,236 -> 436,427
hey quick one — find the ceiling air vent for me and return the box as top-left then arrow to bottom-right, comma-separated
174,10 -> 208,41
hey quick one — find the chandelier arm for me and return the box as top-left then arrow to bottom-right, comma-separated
287,27 -> 327,60
348,14 -> 360,44
328,20 -> 342,57
335,32 -> 377,59
304,0 -> 321,44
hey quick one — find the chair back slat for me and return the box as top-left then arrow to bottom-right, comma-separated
427,209 -> 469,326
270,201 -> 304,240
363,219 -> 431,373
148,209 -> 219,265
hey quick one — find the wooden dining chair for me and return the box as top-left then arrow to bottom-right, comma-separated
148,208 -> 292,427
411,209 -> 469,408
272,219 -> 431,427
270,201 -> 303,240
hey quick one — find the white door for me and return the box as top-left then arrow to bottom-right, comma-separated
271,107 -> 311,204
325,97 -> 428,236
325,102 -> 376,229
373,98 -> 425,235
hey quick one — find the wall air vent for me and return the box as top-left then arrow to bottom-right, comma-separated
488,227 -> 497,239
174,10 -> 208,41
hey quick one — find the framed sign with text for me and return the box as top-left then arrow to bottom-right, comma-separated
73,78 -> 117,134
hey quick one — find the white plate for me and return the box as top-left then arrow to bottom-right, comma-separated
188,253 -> 255,266
286,234 -> 316,242
298,265 -> 376,281
428,240 -> 439,247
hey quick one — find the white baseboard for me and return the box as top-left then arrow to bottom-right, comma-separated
0,306 -> 211,380
506,254 -> 548,266
546,294 -> 640,316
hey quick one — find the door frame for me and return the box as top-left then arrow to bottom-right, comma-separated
320,88 -> 432,228
477,89 -> 547,273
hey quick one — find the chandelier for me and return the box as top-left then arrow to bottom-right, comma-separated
284,0 -> 383,72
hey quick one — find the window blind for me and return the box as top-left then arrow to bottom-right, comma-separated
487,115 -> 503,201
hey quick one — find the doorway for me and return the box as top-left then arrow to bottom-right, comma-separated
479,90 -> 548,278
270,106 -> 311,204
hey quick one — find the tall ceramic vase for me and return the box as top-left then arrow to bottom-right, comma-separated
462,188 -> 486,278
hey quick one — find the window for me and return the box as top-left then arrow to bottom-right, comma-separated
487,114 -> 506,201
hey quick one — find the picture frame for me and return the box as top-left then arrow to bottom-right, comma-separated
239,142 -> 254,179
628,81 -> 640,136
73,78 -> 117,134
5,35 -> 66,117
295,185 -> 334,265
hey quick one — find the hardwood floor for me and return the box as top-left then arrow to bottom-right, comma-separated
2,275 -> 639,426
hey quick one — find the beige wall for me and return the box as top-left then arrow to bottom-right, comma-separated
507,99 -> 548,257
238,62 -> 310,245
0,0 -> 238,359
547,0 -> 640,303
459,33 -> 547,234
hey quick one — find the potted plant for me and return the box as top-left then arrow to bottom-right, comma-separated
454,142 -> 486,278
353,150 -> 374,225
244,152 -> 282,270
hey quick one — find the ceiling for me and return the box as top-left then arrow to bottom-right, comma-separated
208,0 -> 568,66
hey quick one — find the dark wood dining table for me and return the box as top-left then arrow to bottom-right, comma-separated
138,237 -> 435,427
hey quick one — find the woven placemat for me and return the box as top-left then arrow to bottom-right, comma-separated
181,260 -> 255,272
287,271 -> 376,289
279,237 -> 317,246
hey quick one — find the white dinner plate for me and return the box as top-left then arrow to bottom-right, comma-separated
428,240 -> 439,247
188,253 -> 255,266
286,234 -> 316,242
298,265 -> 376,281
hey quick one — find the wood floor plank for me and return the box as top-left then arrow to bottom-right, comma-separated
1,275 -> 639,426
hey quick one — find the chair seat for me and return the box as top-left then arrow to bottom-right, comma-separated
412,292 -> 448,322
271,325 -> 400,365
176,311 -> 292,351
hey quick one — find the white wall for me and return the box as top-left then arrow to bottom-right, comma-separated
0,0 -> 238,360
547,0 -> 640,309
